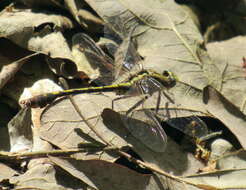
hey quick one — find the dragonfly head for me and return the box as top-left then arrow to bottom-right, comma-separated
161,70 -> 177,87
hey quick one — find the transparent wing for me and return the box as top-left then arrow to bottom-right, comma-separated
154,106 -> 209,141
103,17 -> 143,81
138,77 -> 165,95
122,109 -> 167,153
165,116 -> 208,139
72,33 -> 115,85
113,29 -> 142,80
119,77 -> 172,152
138,77 -> 209,141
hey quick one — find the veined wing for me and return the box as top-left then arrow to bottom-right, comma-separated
122,108 -> 167,153
136,76 -> 209,142
119,74 -> 175,152
104,20 -> 143,84
155,107 -> 209,142
165,116 -> 208,140
72,33 -> 115,85
113,26 -> 142,81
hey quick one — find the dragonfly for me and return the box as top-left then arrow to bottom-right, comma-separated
20,24 -> 212,153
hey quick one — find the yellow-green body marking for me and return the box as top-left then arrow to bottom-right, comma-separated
21,70 -> 176,108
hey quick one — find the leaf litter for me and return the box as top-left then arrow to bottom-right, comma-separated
0,0 -> 246,190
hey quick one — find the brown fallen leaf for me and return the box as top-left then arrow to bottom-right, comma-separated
203,85 -> 246,149
50,156 -> 151,190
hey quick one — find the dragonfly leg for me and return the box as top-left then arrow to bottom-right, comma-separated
111,93 -> 147,110
111,94 -> 148,114
155,90 -> 162,114
125,95 -> 148,116
161,90 -> 175,104
111,95 -> 133,110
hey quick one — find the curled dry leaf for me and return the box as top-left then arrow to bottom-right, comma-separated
0,37 -> 38,89
0,9 -> 73,49
203,85 -> 246,149
0,7 -> 78,77
0,52 -> 39,90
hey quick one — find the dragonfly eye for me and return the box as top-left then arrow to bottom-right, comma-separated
162,70 -> 170,77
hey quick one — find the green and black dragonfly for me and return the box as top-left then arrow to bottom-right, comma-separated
20,24 -> 211,153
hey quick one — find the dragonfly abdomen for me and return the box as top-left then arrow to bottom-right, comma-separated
20,93 -> 58,108
20,83 -> 132,108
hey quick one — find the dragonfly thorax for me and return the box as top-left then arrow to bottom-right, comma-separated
146,70 -> 176,88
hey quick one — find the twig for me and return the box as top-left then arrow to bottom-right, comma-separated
0,146 -> 115,160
